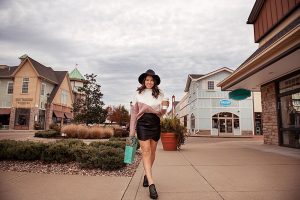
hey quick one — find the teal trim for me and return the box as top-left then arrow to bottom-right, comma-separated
69,68 -> 85,80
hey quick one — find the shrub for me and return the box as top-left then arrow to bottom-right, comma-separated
98,147 -> 125,170
0,140 -> 46,160
41,142 -> 75,163
89,141 -> 126,150
113,128 -> 129,137
56,139 -> 87,148
49,123 -> 61,134
35,130 -> 58,138
14,141 -> 46,160
109,137 -> 126,142
0,139 -> 128,170
77,146 -> 125,170
0,140 -> 18,160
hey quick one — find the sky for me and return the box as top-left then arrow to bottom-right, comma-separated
0,0 -> 258,110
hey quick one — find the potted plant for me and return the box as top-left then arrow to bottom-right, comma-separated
160,117 -> 186,151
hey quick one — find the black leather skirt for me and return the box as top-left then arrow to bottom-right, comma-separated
136,113 -> 161,142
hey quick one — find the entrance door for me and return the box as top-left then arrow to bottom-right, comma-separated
212,112 -> 239,135
226,119 -> 233,133
219,119 -> 226,133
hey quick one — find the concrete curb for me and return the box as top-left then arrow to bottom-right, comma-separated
122,160 -> 144,200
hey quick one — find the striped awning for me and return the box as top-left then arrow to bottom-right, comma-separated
0,108 -> 11,115
53,110 -> 64,118
64,112 -> 73,119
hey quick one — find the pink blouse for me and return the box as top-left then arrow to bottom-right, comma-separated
130,89 -> 166,136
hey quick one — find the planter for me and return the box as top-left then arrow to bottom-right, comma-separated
161,132 -> 178,151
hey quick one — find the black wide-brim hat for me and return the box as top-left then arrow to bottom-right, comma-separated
138,69 -> 161,85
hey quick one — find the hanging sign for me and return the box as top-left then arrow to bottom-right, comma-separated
229,89 -> 251,101
220,99 -> 231,107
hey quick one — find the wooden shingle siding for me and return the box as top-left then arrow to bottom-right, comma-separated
253,0 -> 299,42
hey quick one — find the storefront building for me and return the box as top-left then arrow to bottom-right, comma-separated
179,67 -> 261,136
218,0 -> 300,148
0,55 -> 74,130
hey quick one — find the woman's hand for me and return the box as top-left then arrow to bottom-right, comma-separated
161,98 -> 170,110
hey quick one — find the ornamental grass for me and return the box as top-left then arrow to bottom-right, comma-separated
61,124 -> 114,139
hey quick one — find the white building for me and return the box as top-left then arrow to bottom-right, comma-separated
176,67 -> 260,136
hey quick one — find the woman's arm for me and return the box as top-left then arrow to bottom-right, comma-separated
129,100 -> 139,137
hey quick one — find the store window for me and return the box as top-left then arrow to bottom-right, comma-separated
15,108 -> 30,127
279,73 -> 300,148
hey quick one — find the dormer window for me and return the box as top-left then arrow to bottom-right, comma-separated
208,81 -> 214,90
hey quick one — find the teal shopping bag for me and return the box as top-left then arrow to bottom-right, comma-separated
124,137 -> 137,164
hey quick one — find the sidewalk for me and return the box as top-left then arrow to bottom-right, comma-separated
1,137 -> 300,200
123,137 -> 300,200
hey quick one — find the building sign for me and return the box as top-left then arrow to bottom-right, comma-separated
220,99 -> 231,107
16,98 -> 33,105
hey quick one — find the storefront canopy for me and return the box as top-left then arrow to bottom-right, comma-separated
0,108 -> 11,115
64,112 -> 73,119
53,110 -> 64,118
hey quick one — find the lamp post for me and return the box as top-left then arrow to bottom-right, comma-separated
172,95 -> 175,118
45,93 -> 50,130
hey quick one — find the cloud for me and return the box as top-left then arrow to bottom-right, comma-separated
0,0 -> 257,109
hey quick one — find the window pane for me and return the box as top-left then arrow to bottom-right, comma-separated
208,81 -> 214,90
282,131 -> 300,148
280,92 -> 300,128
22,82 -> 29,93
279,73 -> 300,93
7,82 -> 13,94
41,84 -> 45,95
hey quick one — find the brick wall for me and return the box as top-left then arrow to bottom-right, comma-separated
261,82 -> 279,145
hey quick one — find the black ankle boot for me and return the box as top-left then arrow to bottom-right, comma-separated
143,175 -> 149,187
149,184 -> 158,199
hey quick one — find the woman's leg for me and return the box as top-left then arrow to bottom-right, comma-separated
143,139 -> 158,179
140,140 -> 155,185
150,139 -> 158,167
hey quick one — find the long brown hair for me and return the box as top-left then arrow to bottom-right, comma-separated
137,76 -> 161,98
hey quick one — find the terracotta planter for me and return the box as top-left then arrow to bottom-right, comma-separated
161,132 -> 178,151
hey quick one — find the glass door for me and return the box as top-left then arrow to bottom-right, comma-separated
226,119 -> 233,133
219,119 -> 226,133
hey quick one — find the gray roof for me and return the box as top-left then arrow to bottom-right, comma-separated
48,71 -> 68,103
27,57 -> 58,84
0,66 -> 18,78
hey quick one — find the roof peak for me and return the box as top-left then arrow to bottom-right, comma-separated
69,67 -> 85,80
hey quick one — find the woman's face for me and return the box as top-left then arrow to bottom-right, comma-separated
145,75 -> 154,89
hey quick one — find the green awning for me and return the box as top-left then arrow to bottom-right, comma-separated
229,89 -> 251,100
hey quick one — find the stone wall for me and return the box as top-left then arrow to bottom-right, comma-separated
9,108 -> 15,129
261,82 -> 279,145
29,107 -> 39,130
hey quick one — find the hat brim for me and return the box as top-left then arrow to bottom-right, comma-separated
138,73 -> 160,85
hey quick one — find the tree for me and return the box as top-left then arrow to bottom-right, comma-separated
108,105 -> 130,126
73,73 -> 107,125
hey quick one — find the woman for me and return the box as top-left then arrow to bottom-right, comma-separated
130,69 -> 168,199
